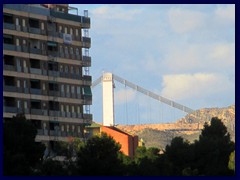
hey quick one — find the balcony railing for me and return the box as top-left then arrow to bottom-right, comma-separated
82,56 -> 91,66
49,110 -> 60,117
29,27 -> 41,34
82,37 -> 91,48
30,88 -> 42,95
3,22 -> 15,30
3,44 -> 16,51
30,68 -> 42,75
4,85 -> 17,92
3,106 -> 17,113
4,64 -> 15,71
31,108 -> 47,115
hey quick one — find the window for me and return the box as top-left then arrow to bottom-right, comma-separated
23,60 -> 26,68
16,38 -> 19,46
67,125 -> 69,132
71,86 -> 75,93
42,83 -> 45,90
17,100 -> 21,108
64,27 -> 67,34
59,45 -> 63,53
66,85 -> 69,93
70,47 -> 73,54
22,19 -> 26,27
24,101 -> 28,109
16,18 -> 19,26
75,29 -> 79,36
77,106 -> 80,113
65,65 -> 68,73
60,65 -> 63,72
41,22 -> 44,30
59,25 -> 62,33
29,18 -> 40,28
23,39 -> 27,45
64,46 -> 68,54
76,48 -> 79,55
71,106 -> 75,113
76,68 -> 79,75
66,105 -> 69,112
61,125 -> 64,131
70,28 -> 73,35
77,126 -> 80,133
70,66 -> 74,74
72,125 -> 75,131
77,86 -> 81,94
61,84 -> 64,92
61,104 -> 64,111
23,80 -> 27,88
17,80 -> 20,87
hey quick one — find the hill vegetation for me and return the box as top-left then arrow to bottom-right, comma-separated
117,105 -> 235,149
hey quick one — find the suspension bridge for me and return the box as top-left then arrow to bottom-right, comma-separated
91,72 -> 200,126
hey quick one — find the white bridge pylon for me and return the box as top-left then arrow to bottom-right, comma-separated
92,72 -> 195,126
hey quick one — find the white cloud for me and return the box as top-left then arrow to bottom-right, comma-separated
168,8 -> 206,33
115,89 -> 136,105
161,73 -> 233,101
210,43 -> 235,67
215,4 -> 235,24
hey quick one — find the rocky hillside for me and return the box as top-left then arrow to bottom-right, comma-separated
117,105 -> 235,149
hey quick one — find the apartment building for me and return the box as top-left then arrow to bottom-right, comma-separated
3,4 -> 92,150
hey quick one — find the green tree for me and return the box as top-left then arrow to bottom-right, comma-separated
193,117 -> 235,175
228,151 -> 235,172
164,136 -> 195,175
134,146 -> 161,176
75,133 -> 124,175
3,114 -> 45,175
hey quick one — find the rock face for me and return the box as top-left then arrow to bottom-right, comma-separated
116,105 -> 235,149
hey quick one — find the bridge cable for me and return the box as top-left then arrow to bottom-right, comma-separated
124,84 -> 129,125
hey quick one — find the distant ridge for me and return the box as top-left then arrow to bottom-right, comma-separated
117,105 -> 235,149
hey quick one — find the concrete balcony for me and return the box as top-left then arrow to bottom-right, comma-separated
82,37 -> 91,48
82,56 -> 91,67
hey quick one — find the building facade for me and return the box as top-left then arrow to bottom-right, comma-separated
85,123 -> 139,159
3,4 -> 92,151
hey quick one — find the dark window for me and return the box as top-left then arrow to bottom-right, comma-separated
49,83 -> 59,91
49,101 -> 59,111
31,120 -> 42,129
30,59 -> 40,68
4,97 -> 15,107
30,79 -> 41,89
3,14 -> 13,23
3,35 -> 13,44
48,61 -> 58,71
31,100 -> 41,109
29,18 -> 40,28
4,55 -> 14,65
4,76 -> 15,86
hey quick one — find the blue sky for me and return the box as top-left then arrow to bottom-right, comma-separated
70,4 -> 235,125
